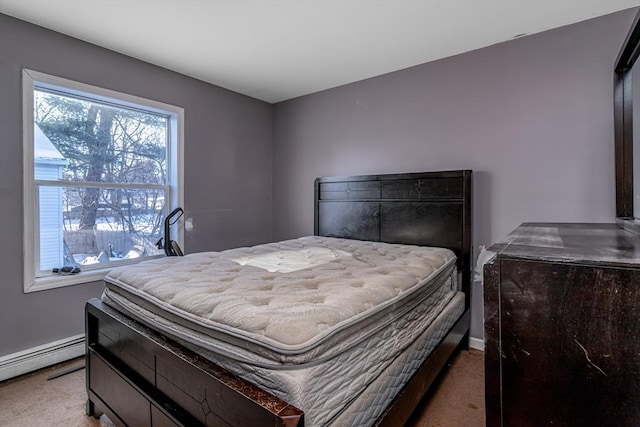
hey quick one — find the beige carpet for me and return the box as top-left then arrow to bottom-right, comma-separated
0,349 -> 484,426
407,349 -> 485,427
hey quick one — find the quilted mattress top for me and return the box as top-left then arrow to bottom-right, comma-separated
104,236 -> 455,356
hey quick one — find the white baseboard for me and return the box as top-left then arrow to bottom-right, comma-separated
0,334 -> 85,382
469,336 -> 485,351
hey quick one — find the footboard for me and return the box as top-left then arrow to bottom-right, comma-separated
85,298 -> 304,427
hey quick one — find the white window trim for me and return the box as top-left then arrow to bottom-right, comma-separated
23,69 -> 184,293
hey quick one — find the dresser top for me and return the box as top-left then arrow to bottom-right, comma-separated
488,223 -> 640,268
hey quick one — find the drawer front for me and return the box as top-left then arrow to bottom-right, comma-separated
152,405 -> 180,427
156,351 -> 283,426
499,259 -> 640,426
93,309 -> 155,384
89,352 -> 151,426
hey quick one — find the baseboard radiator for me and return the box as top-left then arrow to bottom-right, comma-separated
0,334 -> 85,382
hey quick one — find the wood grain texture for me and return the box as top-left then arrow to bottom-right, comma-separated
317,201 -> 380,240
484,223 -> 640,427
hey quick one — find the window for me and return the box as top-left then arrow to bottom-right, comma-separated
23,70 -> 183,292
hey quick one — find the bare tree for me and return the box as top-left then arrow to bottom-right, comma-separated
79,105 -> 115,229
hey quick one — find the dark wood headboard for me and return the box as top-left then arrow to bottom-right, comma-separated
314,170 -> 472,309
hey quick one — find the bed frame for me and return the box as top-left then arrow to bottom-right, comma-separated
85,169 -> 472,427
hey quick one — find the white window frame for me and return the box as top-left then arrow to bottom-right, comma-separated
23,69 -> 184,293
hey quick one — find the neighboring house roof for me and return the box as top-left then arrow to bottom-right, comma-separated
34,124 -> 67,165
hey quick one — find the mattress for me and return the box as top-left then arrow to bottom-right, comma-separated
101,236 -> 461,426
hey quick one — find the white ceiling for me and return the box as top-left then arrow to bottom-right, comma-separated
1,0 -> 639,103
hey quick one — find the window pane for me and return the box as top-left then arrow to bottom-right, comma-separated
38,185 -> 165,273
33,89 -> 168,185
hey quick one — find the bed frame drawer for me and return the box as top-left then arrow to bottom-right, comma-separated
155,350 -> 290,426
89,351 -> 151,426
152,405 -> 180,427
88,304 -> 156,385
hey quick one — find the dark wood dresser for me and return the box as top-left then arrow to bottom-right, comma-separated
483,223 -> 640,427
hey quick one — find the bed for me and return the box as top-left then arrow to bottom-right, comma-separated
85,169 -> 472,427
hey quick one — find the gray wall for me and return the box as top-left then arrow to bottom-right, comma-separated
0,14 -> 274,356
272,9 -> 638,340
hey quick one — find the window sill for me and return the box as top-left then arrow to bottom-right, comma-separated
25,268 -> 111,293
24,255 -> 165,293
